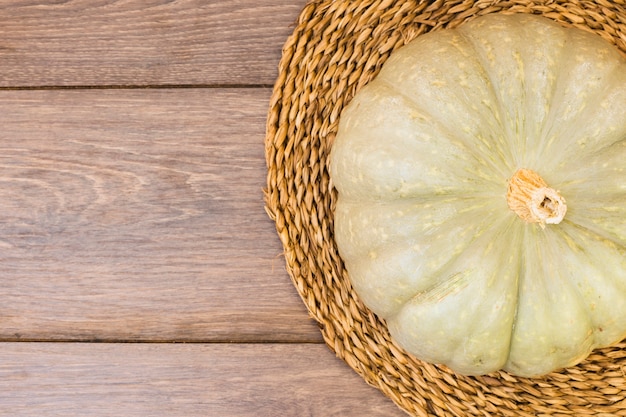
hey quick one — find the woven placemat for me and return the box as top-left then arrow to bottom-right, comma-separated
264,1 -> 626,415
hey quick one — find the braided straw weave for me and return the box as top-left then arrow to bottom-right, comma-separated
264,1 -> 626,415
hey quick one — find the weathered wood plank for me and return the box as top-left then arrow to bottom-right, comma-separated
0,342 -> 406,417
0,0 -> 305,87
0,88 -> 320,342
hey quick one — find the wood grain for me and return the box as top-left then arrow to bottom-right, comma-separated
0,1 -> 399,414
0,88 -> 321,342
0,342 -> 407,417
0,0 -> 305,87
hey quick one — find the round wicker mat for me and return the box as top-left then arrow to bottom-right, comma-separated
264,1 -> 626,415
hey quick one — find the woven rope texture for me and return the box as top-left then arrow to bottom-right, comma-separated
265,0 -> 626,415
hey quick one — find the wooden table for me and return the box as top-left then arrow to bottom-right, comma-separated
0,1 -> 407,416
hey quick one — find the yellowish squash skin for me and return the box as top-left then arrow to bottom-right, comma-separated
330,13 -> 626,377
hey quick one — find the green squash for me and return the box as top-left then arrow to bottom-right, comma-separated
330,13 -> 626,377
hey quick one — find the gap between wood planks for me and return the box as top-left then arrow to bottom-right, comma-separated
0,84 -> 276,91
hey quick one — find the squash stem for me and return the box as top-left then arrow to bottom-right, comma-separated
506,168 -> 567,227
